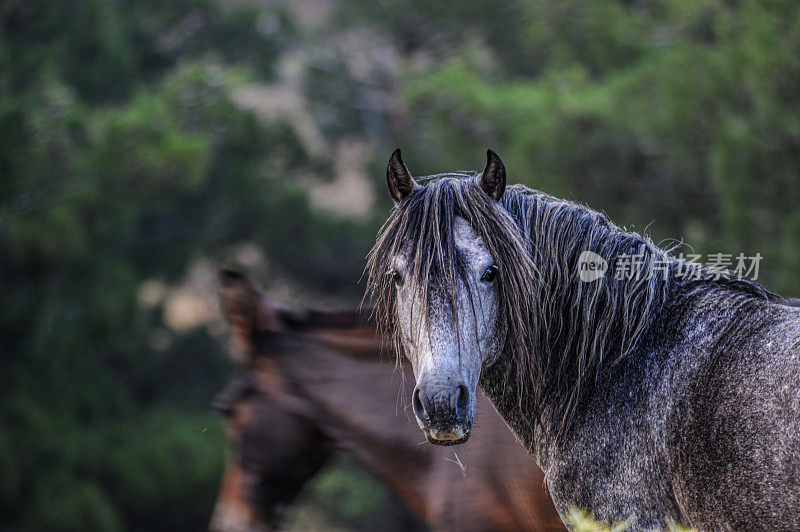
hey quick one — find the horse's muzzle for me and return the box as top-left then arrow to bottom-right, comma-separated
412,380 -> 473,445
423,423 -> 472,446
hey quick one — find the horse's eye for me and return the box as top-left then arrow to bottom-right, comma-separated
481,264 -> 498,283
392,270 -> 404,286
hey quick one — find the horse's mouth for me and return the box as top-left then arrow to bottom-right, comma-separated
424,425 -> 471,446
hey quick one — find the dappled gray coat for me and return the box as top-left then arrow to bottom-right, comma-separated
370,149 -> 800,530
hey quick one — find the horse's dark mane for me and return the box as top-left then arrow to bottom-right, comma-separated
367,175 -> 781,447
279,307 -> 374,331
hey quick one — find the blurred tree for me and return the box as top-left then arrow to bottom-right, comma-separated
393,0 -> 800,295
0,1 -> 375,529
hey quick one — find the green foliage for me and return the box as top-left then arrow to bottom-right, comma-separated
107,411 -> 224,529
311,457 -> 405,525
399,0 -> 800,295
292,456 -> 425,531
29,475 -> 122,532
0,1 -> 370,529
565,506 -> 694,532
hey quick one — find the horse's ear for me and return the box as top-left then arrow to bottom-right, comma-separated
386,148 -> 418,203
479,149 -> 506,201
219,268 -> 284,354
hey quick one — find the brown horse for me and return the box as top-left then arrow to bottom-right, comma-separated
209,269 -> 563,531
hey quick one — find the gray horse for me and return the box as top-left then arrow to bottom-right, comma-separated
367,148 -> 800,530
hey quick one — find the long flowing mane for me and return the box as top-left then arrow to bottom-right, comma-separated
367,175 -> 779,447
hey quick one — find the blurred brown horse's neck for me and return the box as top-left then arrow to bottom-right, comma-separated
272,307 -> 391,359
256,320 -> 433,517
250,315 -> 561,530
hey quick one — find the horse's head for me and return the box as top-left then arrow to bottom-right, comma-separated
211,271 -> 330,531
369,149 -> 534,446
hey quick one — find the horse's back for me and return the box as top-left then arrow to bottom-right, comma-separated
668,302 -> 800,529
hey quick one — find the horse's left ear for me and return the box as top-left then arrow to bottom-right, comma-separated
219,268 -> 285,355
387,148 -> 419,203
479,149 -> 506,201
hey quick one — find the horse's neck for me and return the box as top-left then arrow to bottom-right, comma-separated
264,334 -> 563,529
294,327 -> 389,358
270,333 -> 434,516
291,309 -> 373,329
283,308 -> 389,358
479,279 -> 787,469
479,358 -> 543,459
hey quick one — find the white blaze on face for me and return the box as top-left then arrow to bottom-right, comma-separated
452,217 -> 500,364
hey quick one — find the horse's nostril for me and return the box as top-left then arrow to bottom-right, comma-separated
455,384 -> 469,419
412,387 -> 429,420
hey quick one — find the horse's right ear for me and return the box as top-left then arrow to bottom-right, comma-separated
219,268 -> 260,353
479,149 -> 506,201
386,148 -> 419,203
219,268 -> 284,354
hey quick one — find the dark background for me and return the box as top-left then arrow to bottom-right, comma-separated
2,0 -> 799,529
